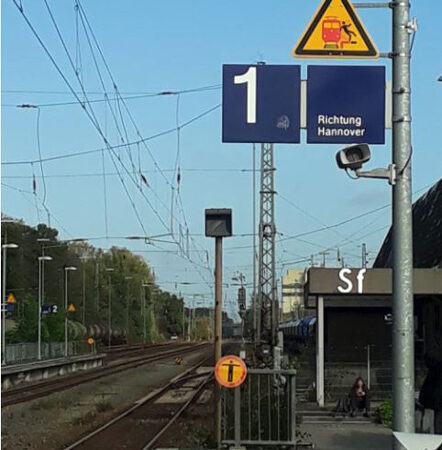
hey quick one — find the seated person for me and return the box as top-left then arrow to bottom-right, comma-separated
334,376 -> 370,417
348,377 -> 370,417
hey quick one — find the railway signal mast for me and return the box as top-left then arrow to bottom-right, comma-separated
257,142 -> 278,364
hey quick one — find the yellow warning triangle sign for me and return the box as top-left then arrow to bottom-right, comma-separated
7,293 -> 16,304
293,0 -> 378,59
67,303 -> 76,312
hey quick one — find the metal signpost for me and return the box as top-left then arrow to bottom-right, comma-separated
38,255 -> 53,360
205,209 -> 232,449
2,243 -> 18,365
221,0 -> 416,445
64,266 -> 77,358
294,0 -> 415,442
215,355 -> 247,450
390,0 -> 415,438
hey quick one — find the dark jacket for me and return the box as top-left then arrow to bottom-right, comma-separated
348,387 -> 370,411
419,337 -> 442,411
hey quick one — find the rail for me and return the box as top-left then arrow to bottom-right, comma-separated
2,343 -> 209,407
64,354 -> 213,450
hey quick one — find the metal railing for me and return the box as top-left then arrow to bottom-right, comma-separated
3,341 -> 96,365
222,368 -> 297,449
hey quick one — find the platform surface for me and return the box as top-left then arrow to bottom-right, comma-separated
2,353 -> 105,375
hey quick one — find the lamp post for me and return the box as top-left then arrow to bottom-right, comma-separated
64,266 -> 77,357
2,243 -> 19,365
105,268 -> 114,347
38,256 -> 53,360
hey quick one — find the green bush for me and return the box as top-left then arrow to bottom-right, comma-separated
379,397 -> 393,428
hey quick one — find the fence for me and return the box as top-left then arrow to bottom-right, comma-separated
324,344 -> 427,401
222,368 -> 297,449
4,341 -> 96,365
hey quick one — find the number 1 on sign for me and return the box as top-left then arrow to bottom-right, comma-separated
234,67 -> 256,124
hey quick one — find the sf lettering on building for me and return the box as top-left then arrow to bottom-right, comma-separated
214,355 -> 247,388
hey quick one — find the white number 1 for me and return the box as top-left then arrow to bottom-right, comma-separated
234,67 -> 257,124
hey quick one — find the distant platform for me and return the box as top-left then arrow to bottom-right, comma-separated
1,353 -> 105,391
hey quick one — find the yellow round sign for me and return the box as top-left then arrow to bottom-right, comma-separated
87,337 -> 95,345
214,355 -> 247,388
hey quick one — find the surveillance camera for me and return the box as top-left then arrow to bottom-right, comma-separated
336,143 -> 371,171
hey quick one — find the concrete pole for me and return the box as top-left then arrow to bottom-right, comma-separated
2,246 -> 7,365
214,236 -> 223,449
182,300 -> 185,340
95,261 -> 100,312
316,296 -> 324,408
187,304 -> 191,341
108,275 -> 112,347
82,263 -> 86,326
143,291 -> 146,344
38,258 -> 42,360
362,243 -> 367,269
64,269 -> 68,358
126,290 -> 129,344
392,0 -> 415,435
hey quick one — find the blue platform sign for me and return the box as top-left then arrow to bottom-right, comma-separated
307,65 -> 385,144
223,64 -> 301,143
41,304 -> 58,314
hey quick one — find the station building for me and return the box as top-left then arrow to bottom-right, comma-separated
290,178 -> 442,406
281,268 -> 306,321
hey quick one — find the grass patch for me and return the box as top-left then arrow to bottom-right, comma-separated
30,398 -> 58,411
70,410 -> 97,426
95,399 -> 113,413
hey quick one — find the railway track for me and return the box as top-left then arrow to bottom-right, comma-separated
104,341 -> 187,361
2,342 -> 209,407
65,354 -> 214,450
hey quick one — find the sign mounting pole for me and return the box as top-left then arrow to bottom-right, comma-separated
391,0 -> 414,436
258,142 -> 277,361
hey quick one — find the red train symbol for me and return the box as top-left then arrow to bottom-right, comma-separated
322,17 -> 357,49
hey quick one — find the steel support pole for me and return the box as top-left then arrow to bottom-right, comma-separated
252,143 -> 257,345
64,270 -> 68,358
258,143 -> 277,354
234,386 -> 241,446
214,236 -> 223,449
2,247 -> 7,365
38,259 -> 42,360
392,0 -> 415,435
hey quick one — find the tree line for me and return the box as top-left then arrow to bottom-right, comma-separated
1,216 -> 196,345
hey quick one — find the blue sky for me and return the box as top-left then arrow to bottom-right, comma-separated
2,1 -> 441,320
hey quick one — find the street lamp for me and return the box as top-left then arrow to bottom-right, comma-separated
105,268 -> 114,347
38,255 -> 53,360
64,266 -> 77,357
2,243 -> 19,365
